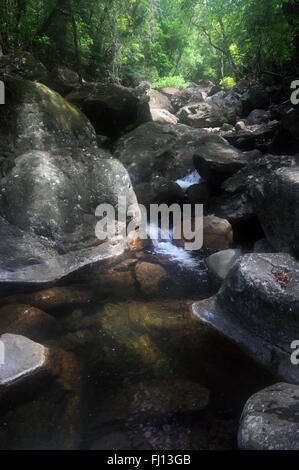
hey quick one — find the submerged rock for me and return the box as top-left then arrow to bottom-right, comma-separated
238,383 -> 299,450
0,286 -> 94,312
0,337 -> 82,449
0,304 -> 56,341
126,379 -> 209,415
135,262 -> 168,296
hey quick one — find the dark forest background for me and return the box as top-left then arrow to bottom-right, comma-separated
1,0 -> 299,87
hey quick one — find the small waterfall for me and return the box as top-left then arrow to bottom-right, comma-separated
147,223 -> 200,269
176,171 -> 201,191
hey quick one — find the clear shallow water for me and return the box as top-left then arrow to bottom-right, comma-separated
0,237 -> 275,450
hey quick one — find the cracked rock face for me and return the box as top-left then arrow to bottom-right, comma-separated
238,383 -> 299,450
192,253 -> 299,383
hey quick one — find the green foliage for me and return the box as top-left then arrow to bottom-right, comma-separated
220,76 -> 236,87
0,0 -> 298,85
153,75 -> 189,89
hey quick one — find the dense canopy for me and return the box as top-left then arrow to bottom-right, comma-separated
1,0 -> 298,86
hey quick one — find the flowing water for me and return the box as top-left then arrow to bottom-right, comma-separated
0,233 -> 275,450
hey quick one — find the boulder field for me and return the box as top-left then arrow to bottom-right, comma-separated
1,51 -> 299,450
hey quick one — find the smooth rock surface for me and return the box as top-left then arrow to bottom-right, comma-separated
192,253 -> 299,383
0,334 -> 46,387
205,249 -> 242,281
238,383 -> 299,450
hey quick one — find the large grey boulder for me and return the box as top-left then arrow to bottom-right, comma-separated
177,102 -> 226,128
0,149 -> 140,283
238,383 -> 299,450
66,82 -> 151,138
193,134 -> 245,189
208,154 -> 298,226
113,121 -> 208,187
147,88 -> 173,112
206,89 -> 242,125
192,253 -> 299,383
0,77 -> 97,160
252,166 -> 299,257
170,85 -> 204,113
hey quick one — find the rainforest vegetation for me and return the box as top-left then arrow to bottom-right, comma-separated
1,0 -> 299,87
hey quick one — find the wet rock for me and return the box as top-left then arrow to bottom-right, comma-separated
192,134 -> 245,189
0,52 -> 49,83
0,338 -> 82,449
192,252 -> 299,383
66,82 -> 151,138
238,383 -> 299,450
91,271 -> 137,300
113,121 -> 208,185
0,286 -> 94,312
0,149 -> 140,283
205,249 -> 242,282
177,102 -> 225,128
202,216 -> 233,249
245,109 -> 270,126
0,77 -> 97,158
175,216 -> 233,250
0,304 -> 56,340
135,262 -> 168,296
